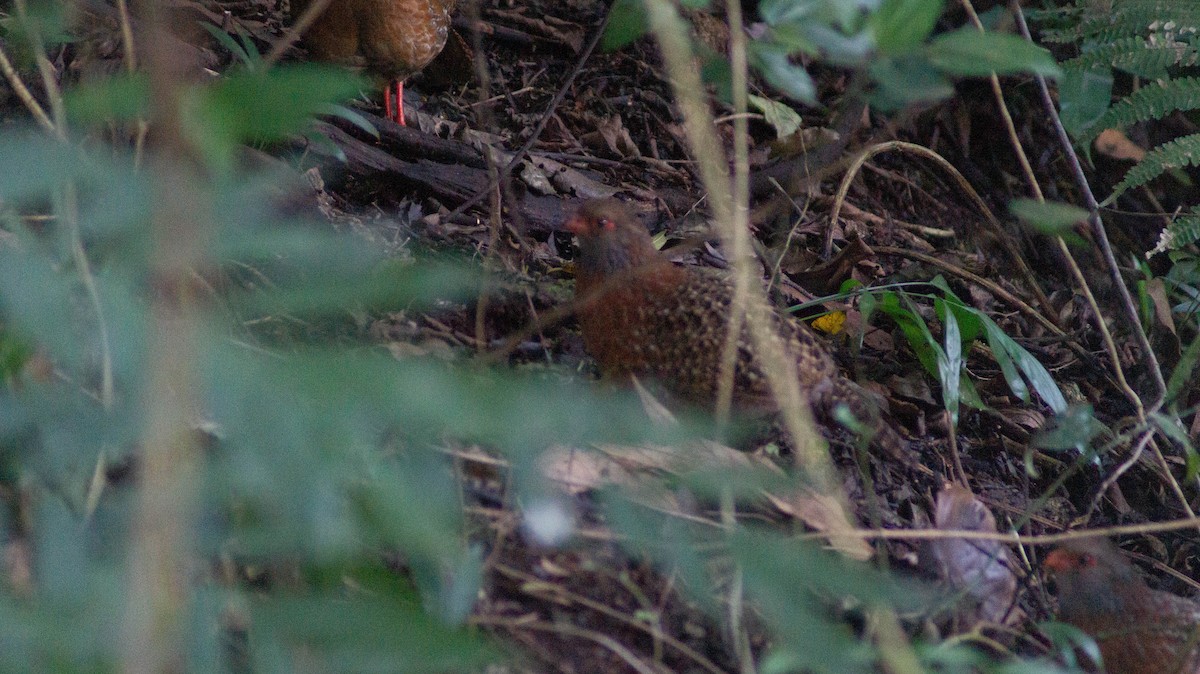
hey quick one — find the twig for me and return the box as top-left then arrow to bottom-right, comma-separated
642,0 -> 860,560
114,0 -> 137,71
443,6 -> 611,224
486,563 -> 728,674
827,140 -> 1057,334
1011,1 -> 1189,524
792,516 -> 1200,545
0,45 -> 55,133
1013,2 -> 1166,409
871,245 -> 1083,356
10,0 -> 114,407
471,616 -> 665,674
119,1 -> 206,670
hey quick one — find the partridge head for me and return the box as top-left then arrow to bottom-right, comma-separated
292,0 -> 458,125
1045,537 -> 1200,674
565,198 -> 903,453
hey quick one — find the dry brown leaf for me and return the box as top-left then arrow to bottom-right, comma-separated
539,445 -> 639,494
928,484 -> 1022,627
581,115 -> 642,159
1095,128 -> 1146,162
766,487 -> 871,560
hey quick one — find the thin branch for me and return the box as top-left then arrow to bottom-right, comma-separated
1013,1 -> 1167,410
445,7 -> 611,225
0,44 -> 55,133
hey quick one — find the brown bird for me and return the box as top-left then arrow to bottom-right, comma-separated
564,197 -> 902,451
292,0 -> 458,125
1045,537 -> 1200,674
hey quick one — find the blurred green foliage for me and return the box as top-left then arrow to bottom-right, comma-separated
0,2 -> 1098,673
605,0 -> 1059,109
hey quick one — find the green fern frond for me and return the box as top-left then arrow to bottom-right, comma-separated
1095,2 -> 1200,37
1105,133 -> 1200,204
1064,37 -> 1199,78
1148,208 -> 1200,255
1077,78 -> 1200,146
1032,6 -> 1086,44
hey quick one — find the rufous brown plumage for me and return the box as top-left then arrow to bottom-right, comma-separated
292,0 -> 458,125
1045,537 -> 1200,674
565,198 -> 903,452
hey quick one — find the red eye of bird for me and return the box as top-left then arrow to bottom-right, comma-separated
1079,553 -> 1096,568
600,218 -> 616,231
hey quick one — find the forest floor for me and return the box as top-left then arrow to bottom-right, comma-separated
24,0 -> 1200,671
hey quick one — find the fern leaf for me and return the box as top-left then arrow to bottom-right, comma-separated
1032,6 -> 1086,44
1077,78 -> 1200,146
1064,38 -> 1199,78
1106,133 -> 1200,204
1148,208 -> 1200,255
1085,3 -> 1200,42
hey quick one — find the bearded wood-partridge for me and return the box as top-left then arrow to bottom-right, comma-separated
292,0 -> 458,125
565,198 -> 904,453
1045,537 -> 1200,674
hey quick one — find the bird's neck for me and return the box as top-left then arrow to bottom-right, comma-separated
577,231 -> 665,281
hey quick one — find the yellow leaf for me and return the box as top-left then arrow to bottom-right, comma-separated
811,311 -> 846,335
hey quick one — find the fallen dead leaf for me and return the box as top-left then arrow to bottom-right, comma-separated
928,484 -> 1022,627
1095,128 -> 1146,162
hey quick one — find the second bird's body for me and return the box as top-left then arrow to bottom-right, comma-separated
1046,537 -> 1200,674
293,0 -> 457,124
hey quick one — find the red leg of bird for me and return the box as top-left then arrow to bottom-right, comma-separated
384,80 -> 406,126
395,80 -> 406,126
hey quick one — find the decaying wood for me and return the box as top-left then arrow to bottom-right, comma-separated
305,112 -> 694,233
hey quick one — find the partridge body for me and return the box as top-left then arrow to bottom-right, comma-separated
292,0 -> 457,125
1045,537 -> 1200,674
565,198 -> 900,450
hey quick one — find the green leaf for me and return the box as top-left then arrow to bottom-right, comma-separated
980,317 -> 1067,413
749,94 -> 803,138
1009,198 -> 1089,243
871,0 -> 944,54
929,277 -> 983,343
765,21 -> 821,56
188,65 -> 368,172
927,29 -> 1063,77
1058,67 -> 1114,138
201,22 -> 260,67
0,134 -> 116,203
64,72 -> 151,124
1032,405 -> 1103,453
927,276 -> 1066,413
732,527 -> 927,671
935,297 -> 963,425
253,592 -> 496,672
1167,332 -> 1200,407
1039,621 -> 1103,671
760,0 -> 870,31
867,55 -> 954,109
750,42 -> 817,104
0,328 -> 34,379
603,0 -> 647,50
603,493 -> 722,616
875,291 -> 939,375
